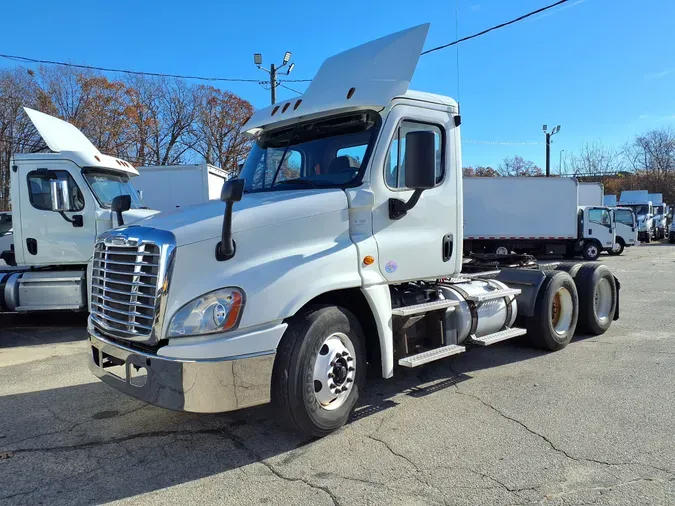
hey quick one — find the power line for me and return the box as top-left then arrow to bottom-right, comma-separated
0,53 -> 312,83
277,82 -> 304,95
421,0 -> 570,55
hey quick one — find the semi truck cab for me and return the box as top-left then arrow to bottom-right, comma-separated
87,24 -> 621,437
0,108 -> 158,312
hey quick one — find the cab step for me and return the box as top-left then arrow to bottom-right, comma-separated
465,288 -> 521,303
468,327 -> 527,346
398,344 -> 466,368
391,299 -> 459,317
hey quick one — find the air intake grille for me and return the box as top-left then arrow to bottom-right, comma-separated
90,242 -> 161,339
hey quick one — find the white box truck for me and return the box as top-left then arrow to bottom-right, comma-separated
578,182 -> 604,206
0,109 -> 160,312
648,193 -> 668,239
463,177 -> 615,260
87,25 -> 621,437
133,163 -> 229,213
618,190 -> 654,242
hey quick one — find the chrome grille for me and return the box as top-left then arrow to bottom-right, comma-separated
90,241 -> 161,339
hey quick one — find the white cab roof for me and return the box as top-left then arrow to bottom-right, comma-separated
244,24 -> 433,133
22,107 -> 138,176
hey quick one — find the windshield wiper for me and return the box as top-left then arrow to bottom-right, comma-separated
274,178 -> 317,188
270,122 -> 300,187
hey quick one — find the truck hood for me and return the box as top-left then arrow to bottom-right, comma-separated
131,189 -> 349,247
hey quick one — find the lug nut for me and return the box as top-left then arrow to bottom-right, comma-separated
328,372 -> 334,378
329,383 -> 336,389
341,352 -> 349,357
330,361 -> 335,367
346,357 -> 353,362
341,386 -> 348,392
348,367 -> 355,372
346,378 -> 353,383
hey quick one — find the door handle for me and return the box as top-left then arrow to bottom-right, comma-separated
442,234 -> 453,262
26,238 -> 38,256
588,228 -> 592,234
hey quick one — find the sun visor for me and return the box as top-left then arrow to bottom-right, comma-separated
244,24 -> 430,132
24,107 -> 101,154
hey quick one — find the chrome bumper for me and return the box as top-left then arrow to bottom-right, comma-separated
89,332 -> 275,413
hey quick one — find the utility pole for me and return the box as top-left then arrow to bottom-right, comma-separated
559,149 -> 565,175
542,124 -> 561,177
254,52 -> 295,105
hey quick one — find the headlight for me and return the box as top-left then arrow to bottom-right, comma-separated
167,287 -> 244,337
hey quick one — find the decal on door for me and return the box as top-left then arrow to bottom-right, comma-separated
385,260 -> 398,274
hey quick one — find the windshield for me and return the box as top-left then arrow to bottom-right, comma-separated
615,210 -> 635,226
83,169 -> 147,209
627,204 -> 649,216
239,111 -> 380,193
654,205 -> 664,215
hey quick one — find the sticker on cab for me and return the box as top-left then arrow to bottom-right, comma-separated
385,260 -> 397,274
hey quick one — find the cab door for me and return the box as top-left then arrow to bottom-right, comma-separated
586,207 -> 614,250
14,160 -> 97,266
370,104 -> 460,281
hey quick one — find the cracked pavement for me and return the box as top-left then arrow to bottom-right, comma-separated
1,244 -> 675,505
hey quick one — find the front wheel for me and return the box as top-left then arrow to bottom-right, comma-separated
582,241 -> 601,261
272,305 -> 366,437
608,241 -> 624,256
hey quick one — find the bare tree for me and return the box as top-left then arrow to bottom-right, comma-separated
190,85 -> 254,176
463,166 -> 499,177
565,141 -> 625,177
497,156 -> 542,177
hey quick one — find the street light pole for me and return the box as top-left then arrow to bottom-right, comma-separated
270,63 -> 276,105
542,124 -> 561,177
254,52 -> 294,105
559,149 -> 565,175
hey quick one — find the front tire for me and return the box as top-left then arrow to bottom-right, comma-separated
582,241 -> 601,261
272,305 -> 366,437
527,271 -> 579,351
608,241 -> 624,256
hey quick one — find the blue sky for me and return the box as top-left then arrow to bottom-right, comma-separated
2,0 -> 674,171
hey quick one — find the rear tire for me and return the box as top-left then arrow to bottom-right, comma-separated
581,241 -> 601,261
272,305 -> 366,437
555,262 -> 583,278
575,264 -> 617,335
527,271 -> 579,351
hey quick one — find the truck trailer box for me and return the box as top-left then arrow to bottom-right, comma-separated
578,182 -> 604,206
134,163 -> 229,212
604,195 -> 617,207
464,177 -> 579,240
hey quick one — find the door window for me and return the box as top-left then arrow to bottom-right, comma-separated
589,208 -> 611,226
615,209 -> 635,226
27,170 -> 84,212
385,121 -> 444,189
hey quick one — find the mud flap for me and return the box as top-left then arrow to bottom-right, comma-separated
613,276 -> 620,320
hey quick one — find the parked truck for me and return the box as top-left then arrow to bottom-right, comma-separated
648,193 -> 668,239
604,195 -> 617,207
0,212 -> 12,260
609,207 -> 638,255
87,25 -> 620,437
463,177 -> 615,261
0,108 -> 159,312
619,190 -> 654,242
133,163 -> 230,213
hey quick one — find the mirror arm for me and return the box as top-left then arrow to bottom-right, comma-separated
56,211 -> 83,228
216,201 -> 236,261
388,189 -> 424,220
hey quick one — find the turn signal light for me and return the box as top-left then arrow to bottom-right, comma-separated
363,256 -> 375,265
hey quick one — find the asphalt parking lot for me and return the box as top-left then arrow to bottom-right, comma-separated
1,244 -> 674,506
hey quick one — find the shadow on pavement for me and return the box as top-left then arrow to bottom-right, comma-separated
0,312 -> 88,348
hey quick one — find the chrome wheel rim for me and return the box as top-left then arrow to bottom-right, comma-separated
551,287 -> 574,335
594,277 -> 612,322
495,246 -> 509,255
313,332 -> 356,411
611,243 -> 621,253
587,245 -> 598,258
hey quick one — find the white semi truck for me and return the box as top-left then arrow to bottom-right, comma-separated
619,190 -> 654,242
648,193 -> 668,240
87,25 -> 621,437
604,195 -> 617,207
463,177 -> 615,261
0,109 -> 158,312
133,163 -> 230,213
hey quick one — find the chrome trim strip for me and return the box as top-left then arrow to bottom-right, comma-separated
91,309 -> 153,331
92,293 -> 155,310
93,266 -> 158,278
91,275 -> 157,289
91,301 -> 154,320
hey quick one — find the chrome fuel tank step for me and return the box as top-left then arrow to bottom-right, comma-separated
398,344 -> 466,368
468,327 -> 527,346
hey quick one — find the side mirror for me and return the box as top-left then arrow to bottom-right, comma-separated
216,179 -> 245,261
137,190 -> 144,201
111,195 -> 132,227
389,130 -> 437,220
50,180 -> 70,212
404,131 -> 437,190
